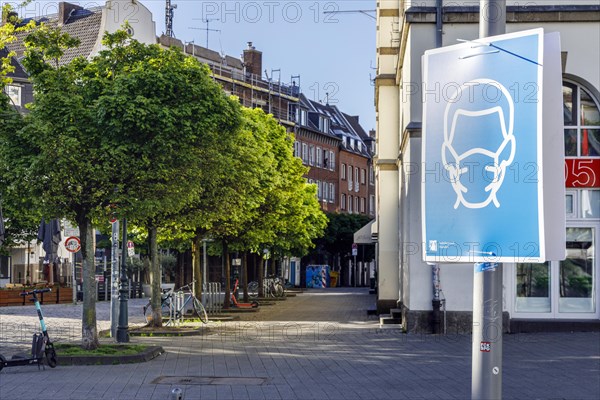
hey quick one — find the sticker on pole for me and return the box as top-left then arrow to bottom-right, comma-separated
421,28 -> 565,263
65,236 -> 81,253
480,342 -> 492,352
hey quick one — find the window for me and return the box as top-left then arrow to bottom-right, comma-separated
294,141 -> 301,158
565,189 -> 600,219
369,166 -> 375,185
309,145 -> 315,166
329,183 -> 335,203
329,151 -> 335,171
322,149 -> 328,168
4,85 -> 21,107
300,110 -> 307,126
515,262 -> 551,313
559,228 -> 595,313
302,143 -> 308,164
323,181 -> 328,200
581,189 -> 600,219
355,197 -> 359,213
319,116 -> 330,133
361,169 -> 366,185
355,168 -> 360,192
360,197 -> 365,213
369,195 -> 375,215
0,256 -> 10,279
316,147 -> 322,167
348,195 -> 353,213
341,163 -> 346,180
348,165 -> 353,190
341,194 -> 346,210
563,81 -> 600,157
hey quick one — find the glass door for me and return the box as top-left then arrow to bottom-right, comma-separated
558,227 -> 595,313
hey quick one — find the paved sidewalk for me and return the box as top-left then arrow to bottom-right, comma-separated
1,288 -> 599,399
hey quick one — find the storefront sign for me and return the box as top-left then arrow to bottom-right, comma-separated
565,158 -> 600,187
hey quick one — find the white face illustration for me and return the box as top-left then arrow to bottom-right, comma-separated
441,80 -> 516,209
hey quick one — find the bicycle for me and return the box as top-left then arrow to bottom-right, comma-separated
143,282 -> 208,324
248,276 -> 284,299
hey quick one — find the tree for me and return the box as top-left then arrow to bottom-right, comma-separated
7,26 -> 241,346
87,31 -> 242,327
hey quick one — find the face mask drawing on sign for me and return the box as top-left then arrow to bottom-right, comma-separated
441,79 -> 517,209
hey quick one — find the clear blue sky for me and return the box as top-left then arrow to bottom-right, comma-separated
141,0 -> 377,131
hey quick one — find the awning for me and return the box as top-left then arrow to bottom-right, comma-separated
354,220 -> 376,244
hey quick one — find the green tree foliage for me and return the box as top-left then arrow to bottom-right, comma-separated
86,31 -> 242,326
313,213 -> 374,263
0,6 -> 41,252
5,25 -> 240,345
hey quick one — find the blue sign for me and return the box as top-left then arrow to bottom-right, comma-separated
422,29 -> 551,263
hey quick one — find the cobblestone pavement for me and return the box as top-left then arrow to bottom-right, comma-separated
0,288 -> 599,400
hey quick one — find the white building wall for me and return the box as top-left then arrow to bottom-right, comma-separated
91,0 -> 157,56
389,2 -> 600,325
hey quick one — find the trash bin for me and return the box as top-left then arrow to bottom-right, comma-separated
330,271 -> 339,288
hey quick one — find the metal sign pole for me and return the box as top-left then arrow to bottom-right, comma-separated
110,220 -> 119,338
472,2 -> 506,399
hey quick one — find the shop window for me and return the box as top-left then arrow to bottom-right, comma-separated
563,81 -> 600,157
515,262 -> 551,313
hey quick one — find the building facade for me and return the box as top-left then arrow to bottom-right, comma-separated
375,0 -> 600,331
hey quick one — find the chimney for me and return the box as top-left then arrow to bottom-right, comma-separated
243,42 -> 262,78
58,2 -> 83,25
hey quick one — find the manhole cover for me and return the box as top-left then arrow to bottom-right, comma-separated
152,376 -> 268,385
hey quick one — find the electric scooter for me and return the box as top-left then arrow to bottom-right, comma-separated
0,288 -> 58,371
230,279 -> 259,309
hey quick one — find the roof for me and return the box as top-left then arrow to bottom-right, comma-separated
297,94 -> 371,157
6,7 -> 103,68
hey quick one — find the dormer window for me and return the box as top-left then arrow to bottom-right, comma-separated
319,116 -> 330,132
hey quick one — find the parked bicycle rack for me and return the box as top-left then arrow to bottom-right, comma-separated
205,282 -> 222,314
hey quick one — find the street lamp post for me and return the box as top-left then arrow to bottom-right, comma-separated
116,218 -> 129,343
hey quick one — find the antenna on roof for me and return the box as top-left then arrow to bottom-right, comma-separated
190,18 -> 220,48
165,0 -> 177,38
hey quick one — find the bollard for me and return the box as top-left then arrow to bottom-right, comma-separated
170,388 -> 183,400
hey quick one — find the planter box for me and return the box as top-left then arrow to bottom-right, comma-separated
0,286 -> 73,307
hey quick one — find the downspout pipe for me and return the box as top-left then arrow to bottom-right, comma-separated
430,262 -> 442,334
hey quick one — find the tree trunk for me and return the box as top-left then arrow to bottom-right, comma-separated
192,234 -> 202,299
78,214 -> 99,350
223,240 -> 230,309
149,226 -> 162,327
258,253 -> 265,298
242,252 -> 249,302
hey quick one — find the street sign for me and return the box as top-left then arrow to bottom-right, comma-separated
351,243 -> 358,257
64,236 -> 81,253
421,28 -> 565,263
127,241 -> 134,257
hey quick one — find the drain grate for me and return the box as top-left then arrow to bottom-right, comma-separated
152,376 -> 268,386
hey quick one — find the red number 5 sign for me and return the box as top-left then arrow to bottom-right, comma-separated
565,159 -> 599,188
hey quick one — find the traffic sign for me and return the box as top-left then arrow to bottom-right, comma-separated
127,241 -> 134,257
421,29 -> 565,263
64,236 -> 81,253
352,243 -> 358,257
